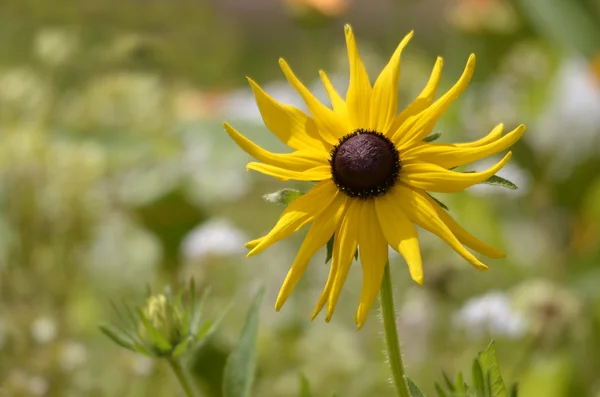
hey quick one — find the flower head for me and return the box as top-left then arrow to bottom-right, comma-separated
224,25 -> 525,329
100,281 -> 226,358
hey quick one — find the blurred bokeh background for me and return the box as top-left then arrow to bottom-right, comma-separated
0,0 -> 599,396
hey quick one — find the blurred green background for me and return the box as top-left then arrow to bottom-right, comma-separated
0,0 -> 599,396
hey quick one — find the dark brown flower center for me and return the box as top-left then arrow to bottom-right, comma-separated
329,129 -> 400,199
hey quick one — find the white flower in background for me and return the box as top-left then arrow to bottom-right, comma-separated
130,356 -> 155,377
0,68 -> 46,119
6,371 -> 49,396
28,376 -> 49,397
511,279 -> 581,337
532,56 -> 600,176
30,317 -> 58,344
182,218 -> 248,260
34,28 -> 78,66
453,291 -> 526,339
59,341 -> 88,371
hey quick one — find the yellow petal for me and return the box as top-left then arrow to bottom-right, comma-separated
248,78 -> 330,152
344,24 -> 372,130
403,124 -> 525,169
355,201 -> 388,329
275,195 -> 347,311
280,59 -> 350,143
453,123 -> 504,148
395,54 -> 476,148
246,163 -> 332,182
397,186 -> 488,270
224,122 -> 327,170
375,190 -> 423,284
400,152 -> 512,193
311,250 -> 338,321
401,123 -> 504,164
326,199 -> 361,322
245,238 -> 261,250
319,70 -> 348,118
424,194 -> 505,258
389,57 -> 443,140
313,200 -> 359,321
248,180 -> 339,257
370,31 -> 413,134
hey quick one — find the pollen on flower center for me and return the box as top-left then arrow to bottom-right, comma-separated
330,129 -> 400,199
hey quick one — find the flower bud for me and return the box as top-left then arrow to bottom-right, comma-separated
100,280 -> 228,359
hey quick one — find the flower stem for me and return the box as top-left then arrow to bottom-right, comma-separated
380,262 -> 411,397
167,358 -> 199,397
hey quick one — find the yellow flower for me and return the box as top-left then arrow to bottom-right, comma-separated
224,25 -> 525,329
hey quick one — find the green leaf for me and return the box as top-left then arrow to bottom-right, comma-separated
423,132 -> 442,143
325,236 -> 334,263
263,189 -> 304,205
472,358 -> 486,397
223,287 -> 265,397
485,371 -> 493,397
478,341 -> 508,397
190,287 -> 210,335
196,301 -> 233,343
172,338 -> 191,358
442,371 -> 455,392
132,341 -> 154,357
434,383 -> 448,397
427,193 -> 449,211
406,377 -> 426,397
99,325 -> 135,351
482,175 -> 518,190
509,384 -> 518,397
455,372 -> 466,394
122,300 -> 141,331
298,374 -> 313,397
325,236 -> 357,263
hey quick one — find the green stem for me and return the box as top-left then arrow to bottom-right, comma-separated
380,263 -> 411,397
167,358 -> 199,397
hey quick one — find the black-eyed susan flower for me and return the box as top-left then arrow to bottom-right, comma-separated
224,25 -> 525,329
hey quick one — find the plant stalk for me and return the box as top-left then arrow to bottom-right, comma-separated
168,358 -> 199,397
380,263 -> 411,397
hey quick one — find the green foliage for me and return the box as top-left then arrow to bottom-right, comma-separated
326,236 -> 335,263
223,287 -> 264,397
518,0 -> 600,57
325,235 -> 358,263
100,280 -> 226,359
298,374 -> 313,397
482,175 -> 518,190
463,172 -> 519,190
407,377 -> 427,397
428,193 -> 450,211
263,189 -> 305,205
134,188 -> 207,264
2,1 -> 600,395
423,132 -> 442,143
435,342 -> 518,397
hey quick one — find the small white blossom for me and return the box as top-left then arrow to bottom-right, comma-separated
453,291 -> 526,339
